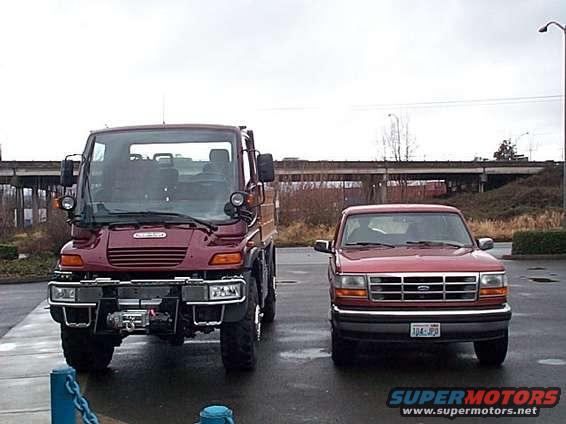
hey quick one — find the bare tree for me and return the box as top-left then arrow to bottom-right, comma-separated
376,113 -> 418,201
378,112 -> 417,161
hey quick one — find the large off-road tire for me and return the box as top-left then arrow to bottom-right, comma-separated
261,259 -> 276,324
220,279 -> 259,371
473,330 -> 508,367
331,327 -> 358,367
61,326 -> 115,372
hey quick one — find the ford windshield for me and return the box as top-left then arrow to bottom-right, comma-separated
341,212 -> 474,248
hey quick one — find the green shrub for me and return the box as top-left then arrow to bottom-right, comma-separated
0,244 -> 18,260
512,229 -> 566,255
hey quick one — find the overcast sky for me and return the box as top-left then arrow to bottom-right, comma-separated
0,0 -> 565,161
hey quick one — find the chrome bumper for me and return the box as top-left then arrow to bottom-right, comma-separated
331,303 -> 511,318
331,304 -> 511,342
48,277 -> 247,307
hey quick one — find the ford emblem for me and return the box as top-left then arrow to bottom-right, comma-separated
417,285 -> 430,292
133,232 -> 166,239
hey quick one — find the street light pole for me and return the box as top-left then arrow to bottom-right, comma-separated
514,131 -> 529,158
539,21 -> 566,226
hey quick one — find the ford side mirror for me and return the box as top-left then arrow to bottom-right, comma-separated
477,237 -> 494,251
314,240 -> 332,254
257,153 -> 275,182
60,159 -> 75,187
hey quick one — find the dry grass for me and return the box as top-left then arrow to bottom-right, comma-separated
468,210 -> 564,241
276,221 -> 335,247
278,210 -> 564,246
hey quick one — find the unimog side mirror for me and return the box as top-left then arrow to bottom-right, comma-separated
257,154 -> 275,182
60,159 -> 75,187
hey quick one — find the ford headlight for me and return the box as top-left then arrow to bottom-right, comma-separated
50,286 -> 76,302
480,273 -> 508,288
209,284 -> 242,300
335,274 -> 367,289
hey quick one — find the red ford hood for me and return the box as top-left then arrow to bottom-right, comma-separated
336,247 -> 504,273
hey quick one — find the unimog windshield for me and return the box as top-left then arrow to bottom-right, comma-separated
77,128 -> 239,225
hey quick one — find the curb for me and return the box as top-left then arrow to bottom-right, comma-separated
0,275 -> 51,285
502,254 -> 566,260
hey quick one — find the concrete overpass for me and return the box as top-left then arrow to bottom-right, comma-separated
0,159 -> 558,228
274,159 -> 557,202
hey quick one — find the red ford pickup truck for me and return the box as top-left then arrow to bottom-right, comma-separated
314,204 -> 511,367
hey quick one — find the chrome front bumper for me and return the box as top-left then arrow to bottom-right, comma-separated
331,303 -> 511,342
49,277 -> 247,329
48,276 -> 247,307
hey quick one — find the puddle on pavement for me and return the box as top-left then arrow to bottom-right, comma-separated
538,358 -> 566,366
529,276 -> 559,283
280,348 -> 330,362
527,267 -> 546,271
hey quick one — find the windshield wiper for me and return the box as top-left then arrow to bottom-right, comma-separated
346,241 -> 395,248
104,211 -> 218,232
405,240 -> 464,248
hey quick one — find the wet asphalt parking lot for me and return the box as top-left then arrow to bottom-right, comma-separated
1,245 -> 565,423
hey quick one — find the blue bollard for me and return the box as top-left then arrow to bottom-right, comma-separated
51,365 -> 76,424
197,405 -> 235,424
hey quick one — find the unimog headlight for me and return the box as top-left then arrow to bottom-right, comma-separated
209,284 -> 242,300
50,286 -> 77,302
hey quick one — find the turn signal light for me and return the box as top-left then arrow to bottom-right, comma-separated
52,197 -> 62,209
209,252 -> 243,266
335,288 -> 368,298
480,287 -> 508,297
60,254 -> 84,267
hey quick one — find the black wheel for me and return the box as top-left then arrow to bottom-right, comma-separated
474,330 -> 508,366
261,259 -> 276,324
220,279 -> 259,371
331,327 -> 357,367
61,326 -> 115,372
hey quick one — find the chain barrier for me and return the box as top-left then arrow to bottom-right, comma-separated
64,374 -> 100,424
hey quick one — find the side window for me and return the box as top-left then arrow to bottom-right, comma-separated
90,142 -> 106,192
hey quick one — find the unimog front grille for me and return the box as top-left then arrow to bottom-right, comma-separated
368,273 -> 478,302
107,247 -> 187,268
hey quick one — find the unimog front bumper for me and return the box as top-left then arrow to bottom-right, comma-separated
48,273 -> 249,334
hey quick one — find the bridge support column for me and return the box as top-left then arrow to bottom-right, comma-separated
45,188 -> 52,221
362,176 -> 377,204
479,173 -> 488,193
15,186 -> 24,229
31,186 -> 40,225
376,174 -> 388,204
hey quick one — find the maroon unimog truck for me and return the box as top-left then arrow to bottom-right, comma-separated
49,124 -> 277,371
315,204 -> 511,367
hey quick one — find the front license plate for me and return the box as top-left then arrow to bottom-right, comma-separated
410,323 -> 441,338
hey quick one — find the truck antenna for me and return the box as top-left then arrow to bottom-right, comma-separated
162,94 -> 166,125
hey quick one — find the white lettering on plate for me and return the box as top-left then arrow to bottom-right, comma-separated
133,232 -> 167,239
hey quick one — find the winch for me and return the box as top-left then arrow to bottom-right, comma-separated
107,309 -> 172,333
